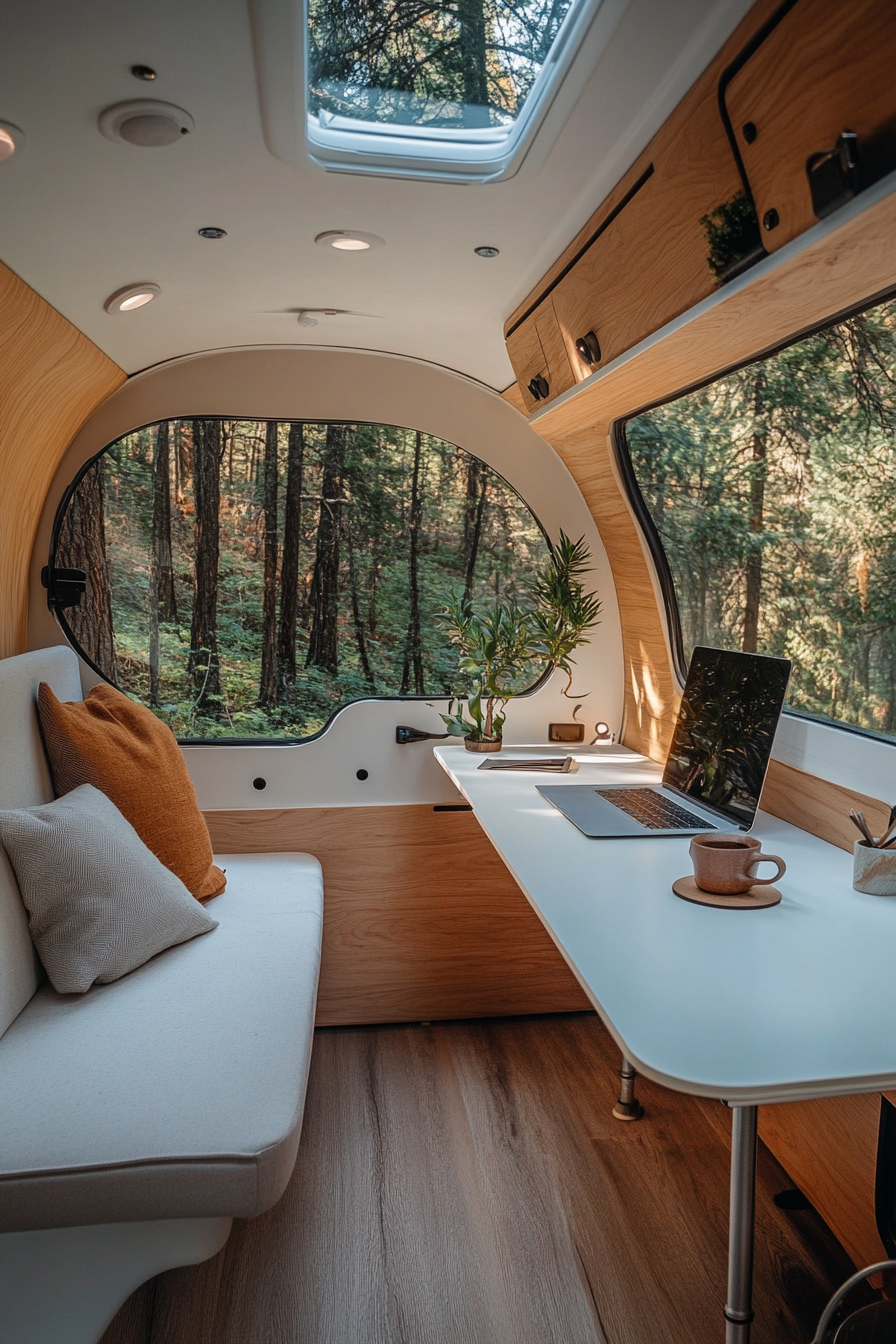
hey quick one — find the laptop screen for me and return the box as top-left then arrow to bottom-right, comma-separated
662,647 -> 791,829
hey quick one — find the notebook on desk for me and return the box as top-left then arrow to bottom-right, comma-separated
538,646 -> 791,838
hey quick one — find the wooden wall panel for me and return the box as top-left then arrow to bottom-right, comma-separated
203,804 -> 591,1026
758,1094 -> 886,1272
0,262 -> 125,659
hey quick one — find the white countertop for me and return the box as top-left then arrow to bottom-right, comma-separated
435,743 -> 896,1104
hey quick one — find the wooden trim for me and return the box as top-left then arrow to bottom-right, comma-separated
758,1092 -> 886,1272
0,262 -> 125,659
500,381 -> 527,415
761,759 -> 891,853
203,805 -> 590,1026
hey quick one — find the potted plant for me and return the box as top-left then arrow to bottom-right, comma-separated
439,532 -> 601,751
438,596 -> 535,750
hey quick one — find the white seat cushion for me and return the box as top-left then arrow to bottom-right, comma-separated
0,853 -> 322,1232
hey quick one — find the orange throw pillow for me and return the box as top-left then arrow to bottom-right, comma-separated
38,682 -> 226,901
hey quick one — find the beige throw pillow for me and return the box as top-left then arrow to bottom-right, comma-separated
0,784 -> 218,995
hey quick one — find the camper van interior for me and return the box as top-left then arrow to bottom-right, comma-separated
2,0 -> 896,1340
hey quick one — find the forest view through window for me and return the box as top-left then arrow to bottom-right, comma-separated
624,295 -> 896,740
308,0 -> 574,134
56,420 -> 551,739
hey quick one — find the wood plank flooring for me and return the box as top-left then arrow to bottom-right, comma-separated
101,1013 -> 860,1344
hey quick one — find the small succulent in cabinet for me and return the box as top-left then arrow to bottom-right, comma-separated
437,533 -> 601,744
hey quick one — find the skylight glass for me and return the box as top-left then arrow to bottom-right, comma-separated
303,0 -> 603,179
308,0 -> 574,137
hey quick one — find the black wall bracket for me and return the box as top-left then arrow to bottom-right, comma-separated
41,565 -> 87,610
808,130 -> 859,220
395,725 -> 450,745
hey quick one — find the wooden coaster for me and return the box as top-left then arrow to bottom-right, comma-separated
672,875 -> 782,909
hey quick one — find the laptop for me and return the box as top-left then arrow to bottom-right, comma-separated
537,646 -> 791,838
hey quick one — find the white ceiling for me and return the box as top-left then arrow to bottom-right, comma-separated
0,0 -> 753,387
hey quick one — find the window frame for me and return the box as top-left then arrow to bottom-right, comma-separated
614,281 -> 896,746
49,416 -> 556,746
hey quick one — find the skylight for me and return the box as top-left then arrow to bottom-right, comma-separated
304,0 -> 606,180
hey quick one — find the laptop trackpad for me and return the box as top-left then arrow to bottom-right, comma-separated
537,785 -> 646,837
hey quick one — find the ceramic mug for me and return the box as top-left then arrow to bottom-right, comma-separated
690,832 -> 786,895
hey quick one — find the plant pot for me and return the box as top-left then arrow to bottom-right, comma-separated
464,736 -> 502,753
853,839 -> 896,895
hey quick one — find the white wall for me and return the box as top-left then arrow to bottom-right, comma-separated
30,345 -> 625,808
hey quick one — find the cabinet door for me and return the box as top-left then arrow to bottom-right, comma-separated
725,0 -> 896,252
550,76 -> 743,375
505,299 -> 575,413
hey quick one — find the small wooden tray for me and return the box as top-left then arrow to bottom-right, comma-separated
672,875 -> 782,909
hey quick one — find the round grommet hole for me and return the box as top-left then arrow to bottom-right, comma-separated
742,121 -> 757,144
356,769 -> 369,781
762,208 -> 780,231
252,777 -> 267,791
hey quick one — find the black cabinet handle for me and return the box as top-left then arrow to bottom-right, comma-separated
575,331 -> 601,366
527,374 -> 550,401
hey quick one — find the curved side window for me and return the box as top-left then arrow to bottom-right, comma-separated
620,294 -> 896,742
53,420 -> 551,740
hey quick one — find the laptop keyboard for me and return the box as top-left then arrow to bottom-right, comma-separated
597,787 -> 712,831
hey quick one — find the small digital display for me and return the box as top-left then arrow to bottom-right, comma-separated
663,647 -> 791,828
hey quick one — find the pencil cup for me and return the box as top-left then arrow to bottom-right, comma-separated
853,840 -> 896,895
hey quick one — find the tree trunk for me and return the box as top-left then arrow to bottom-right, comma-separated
458,0 -> 489,127
400,431 -> 425,695
277,421 -> 305,691
463,472 -> 488,604
258,420 -> 280,708
152,421 -> 177,624
742,374 -> 766,654
346,520 -> 375,690
57,461 -> 119,683
189,419 -> 222,712
306,423 -> 345,674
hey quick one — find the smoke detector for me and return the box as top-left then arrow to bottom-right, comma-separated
98,100 -> 194,148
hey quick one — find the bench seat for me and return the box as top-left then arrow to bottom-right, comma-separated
0,852 -> 322,1232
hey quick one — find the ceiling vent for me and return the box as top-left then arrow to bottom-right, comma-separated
98,100 -> 194,147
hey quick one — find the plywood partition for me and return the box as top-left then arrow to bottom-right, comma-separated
204,804 -> 591,1026
0,262 -> 125,659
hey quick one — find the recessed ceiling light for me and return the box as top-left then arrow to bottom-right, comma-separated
198,227 -> 227,239
0,121 -> 25,162
315,230 -> 385,252
104,283 -> 160,314
474,246 -> 500,258
98,100 -> 194,148
131,65 -> 157,81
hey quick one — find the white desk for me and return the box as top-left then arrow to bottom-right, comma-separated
434,742 -> 896,1341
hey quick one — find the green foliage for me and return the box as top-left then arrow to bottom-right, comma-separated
437,531 -> 601,740
527,531 -> 602,696
699,193 -> 763,284
438,594 -> 538,740
626,296 -> 896,740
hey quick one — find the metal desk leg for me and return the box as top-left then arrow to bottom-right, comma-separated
612,1056 -> 644,1121
725,1104 -> 758,1343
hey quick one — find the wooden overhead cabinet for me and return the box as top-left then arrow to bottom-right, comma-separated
724,0 -> 896,251
504,299 -> 576,414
